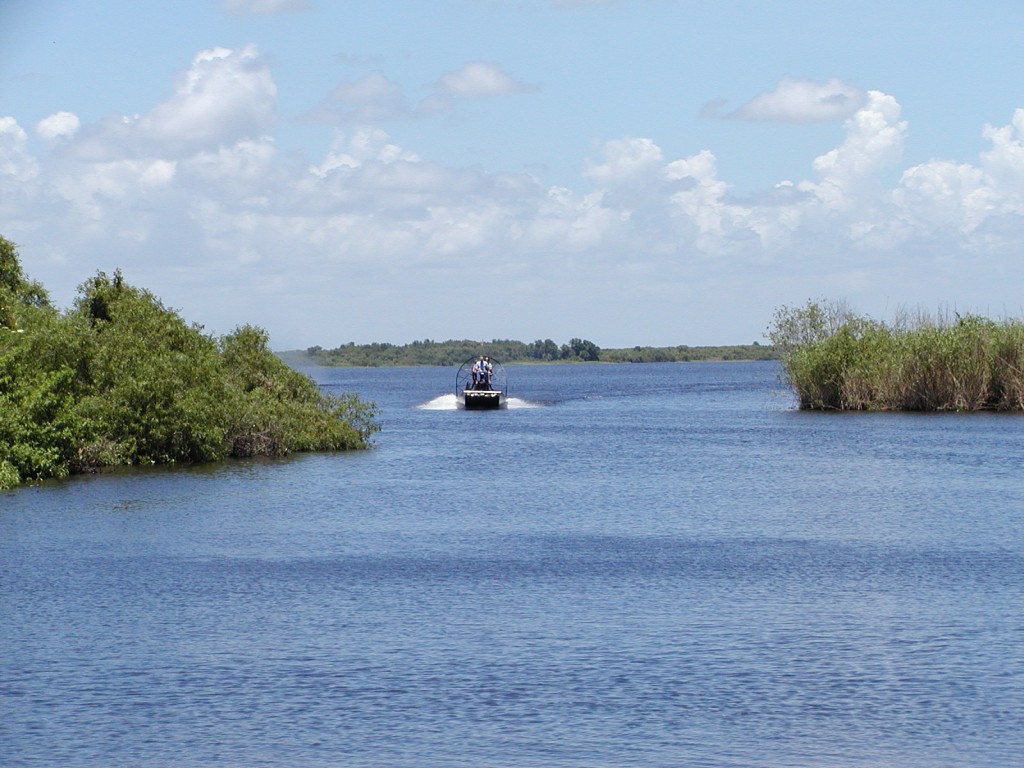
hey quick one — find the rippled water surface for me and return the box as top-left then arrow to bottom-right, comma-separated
3,361 -> 1023,767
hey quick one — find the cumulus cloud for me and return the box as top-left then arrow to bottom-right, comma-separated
435,62 -> 533,99
0,117 -> 37,181
582,136 -> 664,187
36,112 -> 81,141
418,62 -> 536,116
800,90 -> 907,206
138,45 -> 276,148
4,46 -> 1024,347
724,77 -> 868,123
64,45 -> 277,162
417,61 -> 536,116
310,127 -> 421,178
980,108 -> 1024,197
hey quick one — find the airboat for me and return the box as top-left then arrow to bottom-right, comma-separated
455,356 -> 508,410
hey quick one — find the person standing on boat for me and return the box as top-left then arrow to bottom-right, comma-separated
481,357 -> 493,389
471,357 -> 483,388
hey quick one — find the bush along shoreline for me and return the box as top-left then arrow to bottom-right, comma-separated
768,299 -> 1024,411
0,236 -> 379,490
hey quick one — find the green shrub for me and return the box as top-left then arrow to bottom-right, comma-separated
0,235 -> 379,489
221,325 -> 378,457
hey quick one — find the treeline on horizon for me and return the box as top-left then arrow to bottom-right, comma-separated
302,338 -> 776,367
0,236 -> 379,491
770,299 -> 1024,411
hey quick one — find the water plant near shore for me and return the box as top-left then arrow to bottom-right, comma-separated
768,300 -> 1024,411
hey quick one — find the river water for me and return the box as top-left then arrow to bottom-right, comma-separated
2,361 -> 1022,767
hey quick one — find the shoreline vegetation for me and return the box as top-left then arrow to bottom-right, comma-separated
0,236 -> 379,491
295,339 -> 777,368
769,299 -> 1024,411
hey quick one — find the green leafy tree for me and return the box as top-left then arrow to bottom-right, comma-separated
0,236 -> 379,490
220,324 -> 378,456
70,271 -> 229,465
1,235 -> 50,328
528,339 -> 560,360
567,337 -> 601,361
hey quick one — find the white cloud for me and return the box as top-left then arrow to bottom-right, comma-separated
892,161 -> 991,235
315,62 -> 535,123
36,112 -> 81,141
665,150 -> 731,250
311,128 -> 420,177
435,62 -> 532,99
63,45 -> 276,162
0,117 -> 37,181
418,62 -> 535,116
222,0 -> 309,15
138,45 -> 276,149
800,90 -> 907,206
582,137 -> 663,187
980,108 -> 1024,200
311,72 -> 407,124
4,46 -> 1024,347
727,77 -> 868,123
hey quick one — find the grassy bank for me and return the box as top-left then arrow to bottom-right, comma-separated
768,300 -> 1024,411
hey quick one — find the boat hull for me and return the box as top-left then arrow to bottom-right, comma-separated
463,390 -> 502,410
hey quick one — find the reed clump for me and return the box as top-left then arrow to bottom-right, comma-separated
769,300 -> 1024,411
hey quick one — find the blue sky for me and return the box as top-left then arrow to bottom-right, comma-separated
3,0 -> 1024,349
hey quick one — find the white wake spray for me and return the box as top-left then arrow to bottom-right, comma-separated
505,397 -> 539,409
416,394 -> 540,410
418,394 -> 460,410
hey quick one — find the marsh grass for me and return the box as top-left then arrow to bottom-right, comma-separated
770,301 -> 1024,411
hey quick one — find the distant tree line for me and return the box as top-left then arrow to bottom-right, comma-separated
303,337 -> 775,367
599,343 -> 775,363
0,235 -> 379,490
304,337 -> 601,367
